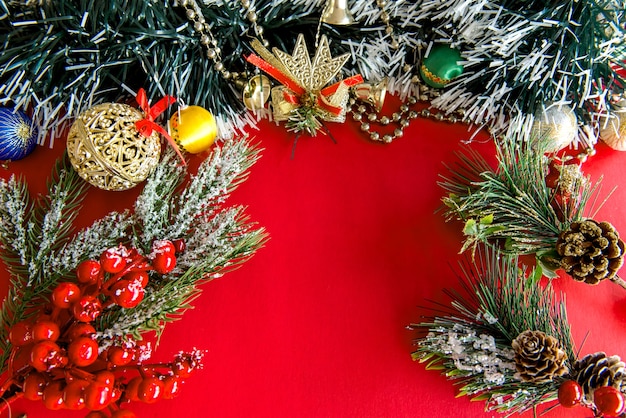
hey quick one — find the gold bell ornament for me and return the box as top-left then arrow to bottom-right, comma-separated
600,102 -> 626,151
320,0 -> 355,26
352,78 -> 387,112
532,104 -> 578,153
169,105 -> 218,154
239,75 -> 272,111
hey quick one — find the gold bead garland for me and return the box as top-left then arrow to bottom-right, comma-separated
376,0 -> 399,50
350,80 -> 467,143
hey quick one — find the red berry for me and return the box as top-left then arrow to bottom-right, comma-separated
42,380 -> 65,410
72,295 -> 103,322
123,376 -> 143,402
152,239 -> 175,254
125,270 -> 149,287
110,279 -> 145,308
171,353 -> 200,378
138,376 -> 164,404
558,380 -> 583,408
132,340 -> 153,363
51,281 -> 82,308
84,381 -> 112,411
68,336 -> 99,367
111,409 -> 137,418
85,412 -> 108,418
107,345 -> 133,366
63,379 -> 89,410
151,252 -> 176,274
22,372 -> 47,401
172,238 -> 186,254
30,340 -> 63,372
9,321 -> 32,346
594,386 -> 625,416
161,375 -> 183,399
110,385 -> 123,403
95,370 -> 116,388
100,247 -> 128,273
76,259 -> 102,284
8,345 -> 33,376
66,322 -> 96,341
31,320 -> 61,342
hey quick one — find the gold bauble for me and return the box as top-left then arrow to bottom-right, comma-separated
600,110 -> 626,151
532,104 -> 578,153
169,105 -> 218,154
66,103 -> 161,191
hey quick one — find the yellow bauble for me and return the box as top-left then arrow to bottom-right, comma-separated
169,106 -> 218,154
66,103 -> 161,191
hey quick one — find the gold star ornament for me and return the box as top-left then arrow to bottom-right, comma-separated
246,34 -> 363,135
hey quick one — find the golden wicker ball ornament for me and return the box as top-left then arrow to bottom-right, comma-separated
66,103 -> 161,191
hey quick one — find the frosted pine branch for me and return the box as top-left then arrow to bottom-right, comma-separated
47,211 -> 134,276
133,151 -> 186,248
168,138 -> 260,239
0,176 -> 31,269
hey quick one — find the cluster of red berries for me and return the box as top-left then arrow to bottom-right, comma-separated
0,240 -> 202,417
558,380 -> 625,417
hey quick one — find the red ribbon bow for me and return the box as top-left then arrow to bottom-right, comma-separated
134,88 -> 186,165
245,54 -> 363,116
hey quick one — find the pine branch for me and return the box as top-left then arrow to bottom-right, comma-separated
25,154 -> 89,285
96,220 -> 266,341
167,137 -> 261,240
0,175 -> 31,277
440,133 -> 602,259
104,138 -> 267,341
412,248 -> 575,415
0,155 -> 90,368
133,150 -> 186,249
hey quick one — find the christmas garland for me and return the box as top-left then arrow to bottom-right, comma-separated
0,139 -> 267,415
0,0 -> 623,151
412,248 -> 626,417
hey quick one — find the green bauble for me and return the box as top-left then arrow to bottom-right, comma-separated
420,45 -> 464,88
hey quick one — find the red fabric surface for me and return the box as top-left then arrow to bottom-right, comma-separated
2,97 -> 626,417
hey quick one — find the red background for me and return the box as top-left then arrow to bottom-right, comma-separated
2,97 -> 626,417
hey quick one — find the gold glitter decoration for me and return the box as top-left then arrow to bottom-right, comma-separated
66,103 -> 161,191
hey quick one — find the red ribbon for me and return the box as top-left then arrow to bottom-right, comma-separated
134,88 -> 186,165
245,54 -> 363,117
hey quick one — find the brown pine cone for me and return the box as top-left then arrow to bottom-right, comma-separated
511,330 -> 568,383
556,220 -> 625,284
572,352 -> 626,401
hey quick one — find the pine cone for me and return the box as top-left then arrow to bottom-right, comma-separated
572,352 -> 626,401
511,330 -> 568,383
556,220 -> 625,284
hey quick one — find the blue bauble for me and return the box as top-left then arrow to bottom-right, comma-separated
0,108 -> 38,161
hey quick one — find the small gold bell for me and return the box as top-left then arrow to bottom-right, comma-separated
352,78 -> 387,112
321,0 -> 355,26
239,75 -> 272,111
